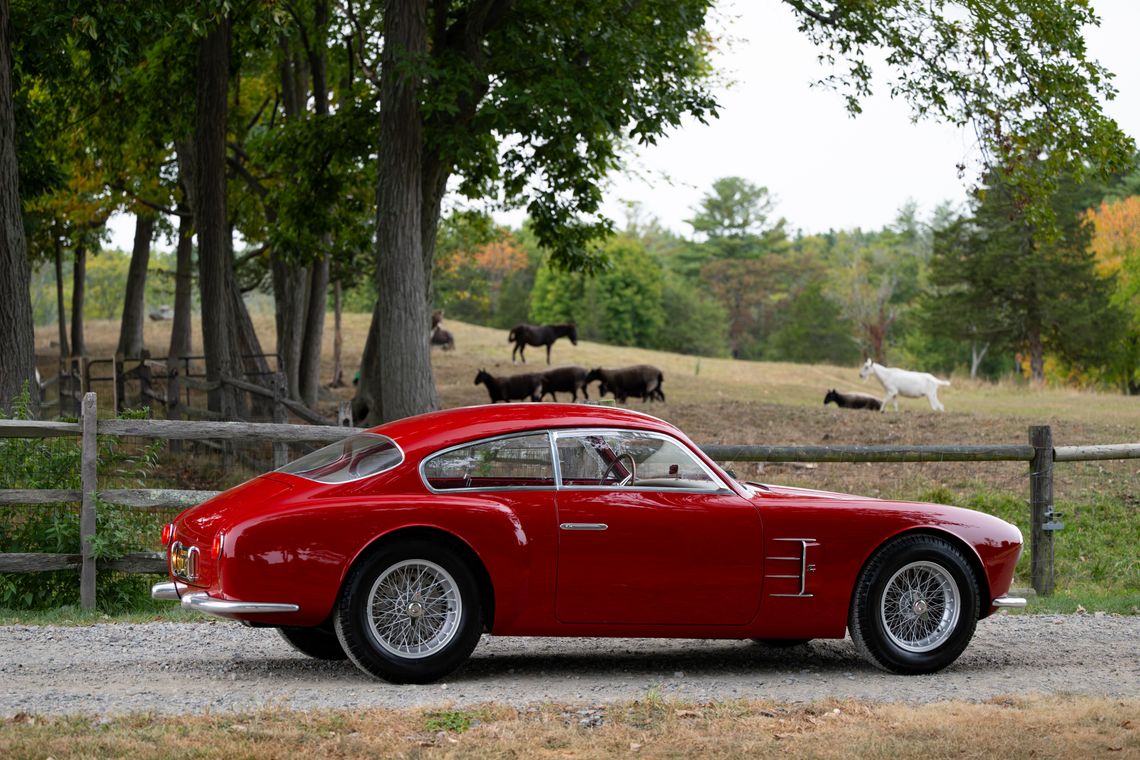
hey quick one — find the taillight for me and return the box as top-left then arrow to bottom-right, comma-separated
211,531 -> 225,560
161,523 -> 174,547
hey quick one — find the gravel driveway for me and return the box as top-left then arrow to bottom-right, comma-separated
1,613 -> 1136,716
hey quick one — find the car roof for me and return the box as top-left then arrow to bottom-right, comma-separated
368,403 -> 681,459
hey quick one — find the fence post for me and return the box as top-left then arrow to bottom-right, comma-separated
80,392 -> 98,610
1029,425 -> 1055,596
337,401 -> 352,427
272,371 -> 288,469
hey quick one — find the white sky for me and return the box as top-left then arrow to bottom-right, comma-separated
598,0 -> 1140,237
108,0 -> 1139,249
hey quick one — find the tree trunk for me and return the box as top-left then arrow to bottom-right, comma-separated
116,212 -> 156,358
1027,327 -> 1045,383
271,256 -> 309,400
331,278 -> 344,387
298,253 -> 328,407
356,0 -> 437,425
969,341 -> 988,379
0,0 -> 39,413
70,243 -> 86,359
53,225 -> 69,358
194,17 -> 244,416
168,199 -> 194,366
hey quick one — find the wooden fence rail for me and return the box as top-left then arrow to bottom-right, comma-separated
2,392 -> 1139,607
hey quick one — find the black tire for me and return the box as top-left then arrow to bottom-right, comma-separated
849,534 -> 979,675
334,539 -> 483,684
751,638 -> 811,648
277,624 -> 349,661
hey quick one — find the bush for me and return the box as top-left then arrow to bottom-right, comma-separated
0,391 -> 168,612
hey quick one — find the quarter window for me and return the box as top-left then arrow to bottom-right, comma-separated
423,434 -> 554,491
277,433 -> 402,484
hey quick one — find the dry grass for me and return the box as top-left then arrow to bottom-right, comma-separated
1,696 -> 1136,759
37,313 -> 1139,498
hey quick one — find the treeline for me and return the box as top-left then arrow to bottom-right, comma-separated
3,1 -> 1135,421
430,169 -> 1140,393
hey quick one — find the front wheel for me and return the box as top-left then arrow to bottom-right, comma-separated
334,540 -> 483,684
848,534 -> 979,674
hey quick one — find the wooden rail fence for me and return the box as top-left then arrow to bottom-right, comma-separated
2,392 -> 1138,608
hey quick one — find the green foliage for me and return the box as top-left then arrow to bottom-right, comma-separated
765,280 -> 860,365
530,235 -> 666,348
0,392 -> 167,612
923,167 -> 1125,381
424,710 -> 474,734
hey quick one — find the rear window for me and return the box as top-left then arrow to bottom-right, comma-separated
277,433 -> 403,483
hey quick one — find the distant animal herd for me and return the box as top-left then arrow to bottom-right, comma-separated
428,315 -> 953,412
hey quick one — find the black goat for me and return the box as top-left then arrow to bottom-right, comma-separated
431,327 -> 455,350
823,388 -> 884,411
539,365 -> 590,401
474,369 -> 543,403
586,365 -> 665,403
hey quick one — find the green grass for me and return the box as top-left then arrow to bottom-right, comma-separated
0,603 -> 207,626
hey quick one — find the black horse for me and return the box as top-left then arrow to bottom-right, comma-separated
507,323 -> 577,364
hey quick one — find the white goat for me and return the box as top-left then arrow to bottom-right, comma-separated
859,358 -> 950,412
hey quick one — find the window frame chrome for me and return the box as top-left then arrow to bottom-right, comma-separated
418,427 -> 733,495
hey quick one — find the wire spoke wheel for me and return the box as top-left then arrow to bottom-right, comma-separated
366,559 -> 462,659
879,560 -> 960,653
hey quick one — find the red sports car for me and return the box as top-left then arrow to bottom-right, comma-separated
153,403 -> 1025,683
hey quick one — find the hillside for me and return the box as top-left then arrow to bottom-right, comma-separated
35,313 -> 1140,501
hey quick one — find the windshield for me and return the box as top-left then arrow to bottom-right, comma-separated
277,433 -> 403,483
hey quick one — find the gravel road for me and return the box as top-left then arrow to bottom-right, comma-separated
1,613 -> 1136,717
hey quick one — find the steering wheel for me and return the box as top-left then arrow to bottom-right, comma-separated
601,453 -> 637,486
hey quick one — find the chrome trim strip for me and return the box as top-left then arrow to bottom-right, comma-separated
992,595 -> 1027,608
767,537 -> 819,598
559,523 -> 609,531
179,592 -> 299,615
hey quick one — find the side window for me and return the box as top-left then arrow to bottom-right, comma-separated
556,431 -> 719,489
423,433 -> 554,491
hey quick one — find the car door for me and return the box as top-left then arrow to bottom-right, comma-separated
553,430 -> 764,626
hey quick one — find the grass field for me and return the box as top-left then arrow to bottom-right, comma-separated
29,313 -> 1140,613
1,695 -> 1136,759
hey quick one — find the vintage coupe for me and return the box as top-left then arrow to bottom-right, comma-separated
153,404 -> 1025,683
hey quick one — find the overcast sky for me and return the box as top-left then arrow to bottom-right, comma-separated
595,0 -> 1140,237
108,0 -> 1139,249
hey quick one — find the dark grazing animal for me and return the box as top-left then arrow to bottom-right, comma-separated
431,310 -> 443,331
823,388 -> 884,411
430,326 -> 455,350
474,369 -> 544,403
539,365 -> 590,401
586,365 -> 665,403
507,323 -> 578,364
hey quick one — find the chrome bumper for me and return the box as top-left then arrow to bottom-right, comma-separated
992,595 -> 1027,608
151,581 -> 300,615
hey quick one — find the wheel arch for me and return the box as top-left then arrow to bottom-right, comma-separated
343,526 -> 496,631
850,527 -> 990,620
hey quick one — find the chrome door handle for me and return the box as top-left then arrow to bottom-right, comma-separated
559,523 -> 608,531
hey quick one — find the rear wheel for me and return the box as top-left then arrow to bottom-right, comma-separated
278,624 -> 348,661
849,534 -> 979,674
334,540 -> 483,684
